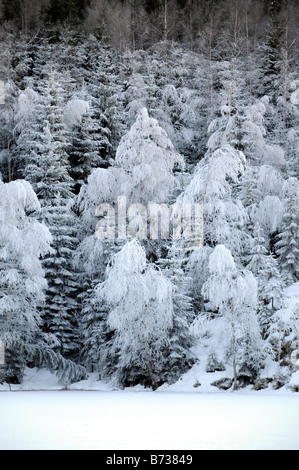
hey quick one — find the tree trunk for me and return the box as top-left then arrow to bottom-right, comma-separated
145,347 -> 159,391
142,304 -> 159,391
231,306 -> 238,390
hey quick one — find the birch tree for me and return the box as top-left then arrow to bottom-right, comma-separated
202,244 -> 265,389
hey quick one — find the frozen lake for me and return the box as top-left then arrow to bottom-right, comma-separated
0,390 -> 298,450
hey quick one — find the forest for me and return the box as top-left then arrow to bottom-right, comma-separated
0,0 -> 299,393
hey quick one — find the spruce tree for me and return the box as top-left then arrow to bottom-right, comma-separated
247,223 -> 284,337
275,178 -> 299,284
79,281 -> 111,376
88,41 -> 126,158
156,242 -> 196,384
23,73 -> 81,361
259,0 -> 283,101
0,179 -> 85,384
69,102 -> 111,193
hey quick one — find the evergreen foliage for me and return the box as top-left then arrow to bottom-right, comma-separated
0,1 -> 298,391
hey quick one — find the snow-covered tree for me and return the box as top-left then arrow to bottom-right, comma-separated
23,73 -> 72,198
68,100 -> 110,192
156,241 -> 196,383
13,83 -> 39,179
22,73 -> 81,360
259,254 -> 285,339
93,239 -> 194,389
79,279 -> 110,375
267,285 -> 299,377
122,60 -> 149,126
247,223 -> 270,275
76,107 -> 184,236
0,179 -> 50,382
186,245 -> 213,314
202,245 -> 265,389
115,107 -> 185,205
88,41 -> 126,156
0,179 -> 85,384
207,96 -> 285,169
0,77 -> 19,183
178,144 -> 247,256
95,239 -> 172,389
238,164 -> 284,247
131,46 -> 205,163
247,223 -> 285,337
74,107 -> 187,294
257,0 -> 283,101
275,178 -> 299,284
286,126 -> 299,178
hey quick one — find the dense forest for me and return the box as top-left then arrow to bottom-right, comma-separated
0,0 -> 299,392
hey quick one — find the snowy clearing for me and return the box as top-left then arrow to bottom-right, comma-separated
1,363 -> 299,451
0,389 -> 299,450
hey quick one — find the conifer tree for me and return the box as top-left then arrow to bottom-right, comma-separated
23,73 -> 81,360
0,179 -> 85,384
259,0 -> 283,101
156,242 -> 196,383
68,102 -> 111,193
79,280 -> 111,375
88,41 -> 126,157
247,222 -> 284,337
247,222 -> 269,275
275,178 -> 299,284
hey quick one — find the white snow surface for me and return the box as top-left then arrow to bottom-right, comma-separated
1,365 -> 299,450
2,282 -> 299,450
0,387 -> 298,450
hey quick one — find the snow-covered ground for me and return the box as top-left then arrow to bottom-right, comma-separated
1,388 -> 298,450
2,281 -> 299,450
1,367 -> 299,450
